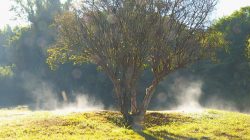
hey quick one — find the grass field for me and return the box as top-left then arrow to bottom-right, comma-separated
0,107 -> 249,140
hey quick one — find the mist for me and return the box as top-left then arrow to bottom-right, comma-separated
154,74 -> 250,113
18,72 -> 104,113
53,94 -> 104,114
170,78 -> 203,112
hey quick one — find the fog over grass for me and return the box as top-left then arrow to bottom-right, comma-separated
21,72 -> 104,113
172,79 -> 203,112
154,75 -> 249,113
6,70 -> 247,114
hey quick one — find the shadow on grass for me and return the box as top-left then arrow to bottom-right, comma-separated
135,129 -> 200,140
144,112 -> 194,127
152,131 -> 200,140
105,112 -> 197,140
105,112 -> 193,127
134,130 -> 158,140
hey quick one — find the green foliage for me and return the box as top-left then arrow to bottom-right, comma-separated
246,38 -> 250,60
9,0 -> 74,73
188,6 -> 250,110
47,12 -> 91,70
0,109 -> 249,140
9,27 -> 28,43
0,65 -> 15,78
213,6 -> 250,60
200,30 -> 228,62
0,25 -> 13,47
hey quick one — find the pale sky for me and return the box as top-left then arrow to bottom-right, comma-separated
215,0 -> 250,19
0,0 -> 250,29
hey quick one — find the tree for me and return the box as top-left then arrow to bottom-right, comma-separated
47,0 -> 224,128
195,6 -> 250,110
5,0 -> 80,108
9,0 -> 65,72
247,38 -> 250,60
0,26 -> 15,78
213,6 -> 250,61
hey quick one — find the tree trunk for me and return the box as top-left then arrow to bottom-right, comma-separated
129,112 -> 145,131
130,80 -> 158,130
141,80 -> 158,114
113,75 -> 157,129
120,90 -> 133,125
131,88 -> 137,114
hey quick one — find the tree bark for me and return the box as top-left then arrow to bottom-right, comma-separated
131,87 -> 137,114
120,89 -> 133,125
141,80 -> 158,114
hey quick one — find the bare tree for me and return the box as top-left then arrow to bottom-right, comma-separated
47,0 -> 224,128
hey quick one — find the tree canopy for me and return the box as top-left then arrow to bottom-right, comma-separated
188,6 -> 250,111
213,6 -> 250,61
47,0 -> 224,127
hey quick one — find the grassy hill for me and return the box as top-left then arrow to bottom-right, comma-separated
0,108 -> 249,140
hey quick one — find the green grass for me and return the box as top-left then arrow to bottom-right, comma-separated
0,107 -> 249,140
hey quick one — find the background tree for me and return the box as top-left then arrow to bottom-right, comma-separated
212,6 -> 250,61
0,27 -> 15,78
47,0 -> 224,127
0,0 -> 74,107
247,38 -> 250,59
10,0 -> 64,72
0,0 -> 114,108
188,6 -> 250,111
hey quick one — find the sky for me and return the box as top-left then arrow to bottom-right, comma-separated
214,0 -> 250,19
0,0 -> 250,29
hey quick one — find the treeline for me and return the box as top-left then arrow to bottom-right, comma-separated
0,0 -> 113,108
0,0 -> 249,111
